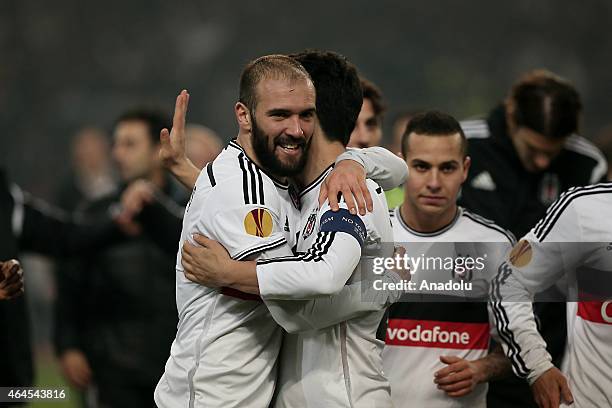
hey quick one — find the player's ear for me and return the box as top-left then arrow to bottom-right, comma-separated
462,156 -> 471,182
235,102 -> 252,132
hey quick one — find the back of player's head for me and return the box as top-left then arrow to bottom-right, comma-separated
402,110 -> 467,157
115,108 -> 171,145
361,76 -> 386,121
291,50 -> 362,146
508,69 -> 582,140
239,54 -> 312,114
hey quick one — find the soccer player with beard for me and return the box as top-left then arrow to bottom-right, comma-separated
155,55 -> 406,408
179,50 -> 404,407
154,55 -> 317,408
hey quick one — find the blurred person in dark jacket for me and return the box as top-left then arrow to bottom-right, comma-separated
0,166 -> 119,407
458,69 -> 608,408
54,108 -> 184,408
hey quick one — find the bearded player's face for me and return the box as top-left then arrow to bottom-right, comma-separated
250,77 -> 316,177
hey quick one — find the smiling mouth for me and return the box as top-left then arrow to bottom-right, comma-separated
278,143 -> 301,150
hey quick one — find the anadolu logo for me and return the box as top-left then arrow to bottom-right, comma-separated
244,208 -> 273,238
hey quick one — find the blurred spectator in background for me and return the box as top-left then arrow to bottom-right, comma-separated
0,166 -> 119,403
54,108 -> 184,408
347,77 -> 385,148
55,127 -> 117,212
594,124 -> 612,181
185,124 -> 223,169
458,69 -> 608,408
384,110 -> 420,208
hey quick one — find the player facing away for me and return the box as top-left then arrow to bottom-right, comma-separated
176,50 -> 407,407
490,182 -> 612,408
382,111 -> 514,408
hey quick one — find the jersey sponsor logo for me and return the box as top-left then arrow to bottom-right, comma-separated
302,211 -> 317,239
244,208 -> 273,237
509,240 -> 532,268
385,318 -> 489,350
577,301 -> 612,324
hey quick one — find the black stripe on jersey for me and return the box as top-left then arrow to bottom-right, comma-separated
256,232 -> 336,265
533,183 -> 612,242
234,237 -> 287,261
230,139 -> 289,190
489,262 -> 530,378
206,162 -> 216,187
388,296 -> 489,323
246,159 -> 259,204
462,210 -> 516,244
256,166 -> 265,205
238,153 -> 250,204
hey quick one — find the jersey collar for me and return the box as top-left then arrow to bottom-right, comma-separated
395,206 -> 462,237
298,164 -> 334,199
228,139 -> 289,189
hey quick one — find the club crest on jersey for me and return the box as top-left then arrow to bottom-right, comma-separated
302,211 -> 318,240
509,239 -> 532,268
244,208 -> 273,238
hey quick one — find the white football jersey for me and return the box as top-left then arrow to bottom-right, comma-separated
257,166 -> 395,408
491,183 -> 612,407
154,140 -> 295,408
383,206 -> 514,408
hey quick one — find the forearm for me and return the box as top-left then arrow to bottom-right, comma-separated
169,158 -> 200,190
490,263 -> 553,384
266,269 -> 403,333
337,146 -> 408,191
257,232 -> 361,299
473,344 -> 512,383
223,259 -> 260,295
21,200 -> 120,257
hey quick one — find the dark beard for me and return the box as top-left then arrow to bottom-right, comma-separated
251,116 -> 309,177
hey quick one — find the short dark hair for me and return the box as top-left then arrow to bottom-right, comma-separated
402,110 -> 467,157
509,69 -> 582,140
239,54 -> 311,114
115,108 -> 171,145
291,50 -> 362,145
361,77 -> 386,120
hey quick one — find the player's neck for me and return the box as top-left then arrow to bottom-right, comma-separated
400,202 -> 458,233
296,135 -> 344,189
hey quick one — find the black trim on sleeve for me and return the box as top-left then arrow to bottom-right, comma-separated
206,162 -> 216,187
234,236 -> 287,261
